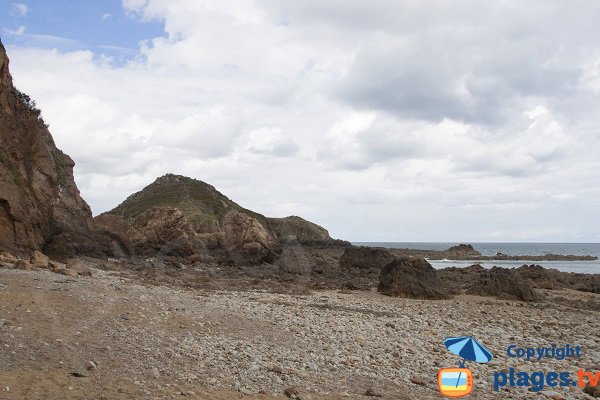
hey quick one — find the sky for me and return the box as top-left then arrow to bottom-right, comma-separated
1,1 -> 600,242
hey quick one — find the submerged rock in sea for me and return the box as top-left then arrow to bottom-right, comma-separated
378,257 -> 452,300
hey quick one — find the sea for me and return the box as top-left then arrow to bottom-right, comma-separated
352,243 -> 600,275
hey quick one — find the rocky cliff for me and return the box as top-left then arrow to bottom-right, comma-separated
0,39 -> 103,260
96,174 -> 344,264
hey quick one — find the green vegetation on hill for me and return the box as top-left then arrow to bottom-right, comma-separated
109,174 -> 266,233
268,215 -> 332,243
103,173 -> 340,244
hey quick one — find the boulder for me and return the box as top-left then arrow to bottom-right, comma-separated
437,264 -> 486,294
223,211 -> 278,265
466,267 -> 540,302
30,250 -> 49,269
15,259 -> 30,270
0,251 -> 17,267
55,268 -> 78,277
48,259 -> 66,270
378,257 -> 451,300
339,246 -> 396,271
66,259 -> 93,276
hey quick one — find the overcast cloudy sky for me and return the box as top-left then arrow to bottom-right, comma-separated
2,1 -> 600,242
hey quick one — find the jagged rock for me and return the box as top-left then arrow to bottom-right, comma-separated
134,207 -> 206,257
223,211 -> 278,265
30,250 -> 49,269
465,267 -> 540,302
0,39 -> 103,261
514,264 -> 561,289
437,264 -> 486,294
339,246 -> 395,270
378,257 -> 451,300
97,207 -> 208,257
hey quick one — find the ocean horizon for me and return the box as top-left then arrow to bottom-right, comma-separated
352,242 -> 600,274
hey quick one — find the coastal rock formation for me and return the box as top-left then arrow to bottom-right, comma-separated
446,244 -> 480,255
514,264 -> 562,290
378,257 -> 451,300
267,215 -> 342,245
437,264 -> 486,294
0,39 -> 103,261
439,264 -> 540,301
465,267 -> 540,302
339,246 -> 396,271
133,207 -> 211,256
96,174 -> 341,264
223,211 -> 278,265
439,263 -> 600,299
514,264 -> 600,294
387,244 -> 596,262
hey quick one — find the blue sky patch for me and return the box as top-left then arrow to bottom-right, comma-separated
0,1 -> 165,64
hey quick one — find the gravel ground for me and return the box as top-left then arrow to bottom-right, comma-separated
0,265 -> 599,399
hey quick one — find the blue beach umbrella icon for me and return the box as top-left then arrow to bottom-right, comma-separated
444,336 -> 493,387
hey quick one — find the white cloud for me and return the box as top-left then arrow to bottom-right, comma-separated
3,26 -> 26,36
12,3 -> 28,16
6,0 -> 600,241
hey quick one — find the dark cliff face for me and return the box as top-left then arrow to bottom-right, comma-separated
0,39 -> 103,260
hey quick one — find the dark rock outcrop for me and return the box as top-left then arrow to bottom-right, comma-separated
446,244 -> 480,255
514,264 -> 562,290
0,39 -> 103,261
437,264 -> 486,294
440,263 -> 600,298
465,267 -> 540,302
387,244 -> 596,261
339,246 -> 396,271
378,257 -> 451,300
